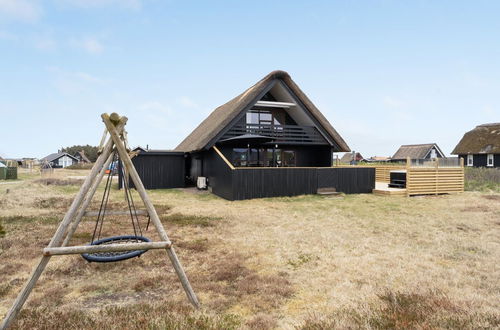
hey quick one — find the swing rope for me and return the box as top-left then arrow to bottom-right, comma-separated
82,149 -> 151,263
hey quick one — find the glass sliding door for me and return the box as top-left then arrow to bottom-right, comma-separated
232,147 -> 296,167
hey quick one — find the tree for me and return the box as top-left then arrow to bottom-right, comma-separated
62,145 -> 99,162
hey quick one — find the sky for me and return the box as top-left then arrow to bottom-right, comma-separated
0,0 -> 499,159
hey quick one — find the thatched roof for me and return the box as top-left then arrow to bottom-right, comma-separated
392,143 -> 444,160
452,123 -> 500,154
175,70 -> 350,153
339,152 -> 364,163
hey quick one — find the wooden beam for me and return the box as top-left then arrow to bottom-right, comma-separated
254,100 -> 296,108
213,146 -> 235,170
44,241 -> 171,256
62,152 -> 115,247
83,210 -> 147,217
101,113 -> 200,308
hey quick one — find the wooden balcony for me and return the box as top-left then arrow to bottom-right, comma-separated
220,124 -> 327,145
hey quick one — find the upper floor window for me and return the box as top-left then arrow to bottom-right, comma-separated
487,154 -> 494,167
245,109 -> 296,126
467,154 -> 473,166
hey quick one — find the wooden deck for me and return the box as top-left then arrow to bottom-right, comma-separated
372,182 -> 407,196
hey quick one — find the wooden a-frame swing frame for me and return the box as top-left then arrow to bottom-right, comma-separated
0,113 -> 199,330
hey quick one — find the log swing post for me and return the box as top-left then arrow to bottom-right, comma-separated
0,113 -> 198,330
62,152 -> 115,247
102,113 -> 200,308
0,121 -> 120,330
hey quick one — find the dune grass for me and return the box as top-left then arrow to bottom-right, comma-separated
0,169 -> 499,329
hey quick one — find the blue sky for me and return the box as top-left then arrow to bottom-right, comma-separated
1,0 -> 499,159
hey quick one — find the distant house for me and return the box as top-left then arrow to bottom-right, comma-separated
339,152 -> 364,164
452,123 -> 500,168
365,156 -> 391,163
391,143 -> 445,162
73,150 -> 91,163
41,152 -> 79,168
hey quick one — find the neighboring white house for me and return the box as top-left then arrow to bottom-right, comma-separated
40,152 -> 79,168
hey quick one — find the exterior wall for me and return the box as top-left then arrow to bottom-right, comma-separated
119,152 -> 185,189
49,155 -> 77,168
58,155 -> 74,168
459,154 -> 499,168
204,149 -> 234,200
317,168 -> 375,194
203,160 -> 375,200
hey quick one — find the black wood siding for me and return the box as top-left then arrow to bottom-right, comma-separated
459,154 -> 499,168
317,168 -> 375,194
206,166 -> 375,200
204,149 -> 234,200
119,152 -> 185,189
232,168 -> 318,200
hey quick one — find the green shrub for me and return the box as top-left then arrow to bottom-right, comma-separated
465,167 -> 500,192
0,222 -> 5,237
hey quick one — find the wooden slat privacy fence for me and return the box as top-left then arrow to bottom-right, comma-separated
333,157 -> 464,197
406,167 -> 464,196
333,164 -> 405,183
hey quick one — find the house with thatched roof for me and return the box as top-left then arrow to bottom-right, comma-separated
123,70 -> 378,200
176,70 -> 350,169
339,152 -> 364,164
391,143 -> 445,162
452,123 -> 500,167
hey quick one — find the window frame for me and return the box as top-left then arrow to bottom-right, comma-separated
487,154 -> 494,167
467,154 -> 473,167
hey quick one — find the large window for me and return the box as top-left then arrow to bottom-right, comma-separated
232,148 -> 296,167
282,150 -> 296,167
233,148 -> 248,167
245,110 -> 292,127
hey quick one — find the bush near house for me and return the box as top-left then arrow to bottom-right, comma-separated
465,167 -> 500,192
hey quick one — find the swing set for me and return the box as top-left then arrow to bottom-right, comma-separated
0,113 -> 199,330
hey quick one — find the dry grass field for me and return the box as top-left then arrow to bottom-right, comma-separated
1,168 -> 499,329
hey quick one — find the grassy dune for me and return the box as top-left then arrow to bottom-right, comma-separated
0,168 -> 499,329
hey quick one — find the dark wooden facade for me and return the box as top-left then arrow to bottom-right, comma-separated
119,151 -> 185,189
458,154 -> 500,168
201,149 -> 374,200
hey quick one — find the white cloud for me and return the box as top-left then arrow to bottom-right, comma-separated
177,96 -> 198,109
70,37 -> 104,54
0,0 -> 41,22
56,0 -> 142,10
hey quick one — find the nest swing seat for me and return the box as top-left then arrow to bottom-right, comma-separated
81,151 -> 151,263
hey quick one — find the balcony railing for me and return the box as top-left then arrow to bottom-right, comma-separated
221,124 -> 327,144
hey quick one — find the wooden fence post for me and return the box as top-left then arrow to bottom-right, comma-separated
406,157 -> 411,197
